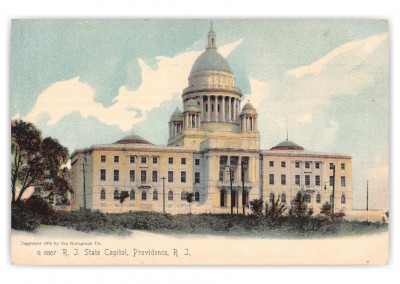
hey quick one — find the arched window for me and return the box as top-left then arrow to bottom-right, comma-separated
341,194 -> 346,204
114,189 -> 119,200
130,190 -> 135,200
281,193 -> 286,203
168,191 -> 173,201
181,190 -> 187,200
242,190 -> 249,207
305,194 -> 311,203
100,189 -> 106,200
195,192 -> 200,202
269,192 -> 275,203
316,193 -> 321,204
141,190 -> 147,200
153,190 -> 158,200
220,189 -> 227,207
330,195 -> 333,204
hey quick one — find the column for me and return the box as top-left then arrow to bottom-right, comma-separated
197,114 -> 201,128
233,99 -> 237,122
194,114 -> 197,128
200,97 -> 204,121
254,117 -> 257,131
228,97 -> 232,122
222,96 -> 226,122
169,123 -> 172,137
207,96 -> 211,122
185,113 -> 189,128
215,96 -> 219,122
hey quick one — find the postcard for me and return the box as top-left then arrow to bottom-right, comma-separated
10,19 -> 389,265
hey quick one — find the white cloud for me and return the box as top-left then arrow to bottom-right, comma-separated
24,39 -> 243,132
244,78 -> 270,109
287,32 -> 388,78
256,32 -> 388,150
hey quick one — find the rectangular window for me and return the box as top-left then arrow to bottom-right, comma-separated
281,161 -> 286,168
168,171 -> 173,182
341,176 -> 346,187
130,170 -> 135,182
195,172 -> 200,184
114,156 -> 119,163
295,161 -> 300,168
195,159 -> 200,166
130,155 -> 135,164
101,155 -> 106,162
315,162 -> 320,169
281,174 -> 286,185
100,169 -> 106,181
305,162 -> 310,169
315,175 -> 320,186
219,170 -> 224,182
141,156 -> 147,164
295,175 -> 300,185
168,157 -> 173,165
181,171 -> 186,183
152,171 -> 158,182
141,170 -> 146,182
269,174 -> 274,185
330,176 -> 334,186
305,175 -> 310,186
330,163 -> 335,169
181,158 -> 186,165
114,170 -> 119,181
341,163 -> 345,170
152,157 -> 158,164
269,161 -> 274,167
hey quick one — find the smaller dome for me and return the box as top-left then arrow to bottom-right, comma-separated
271,140 -> 304,151
243,102 -> 255,110
184,99 -> 200,112
240,101 -> 257,115
170,108 -> 183,119
115,134 -> 152,145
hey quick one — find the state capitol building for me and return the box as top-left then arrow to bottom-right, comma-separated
71,26 -> 352,215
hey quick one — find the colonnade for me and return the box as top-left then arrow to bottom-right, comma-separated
169,122 -> 183,138
241,115 -> 257,131
197,95 -> 241,123
185,113 -> 201,129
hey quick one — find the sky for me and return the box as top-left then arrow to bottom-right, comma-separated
11,19 -> 389,210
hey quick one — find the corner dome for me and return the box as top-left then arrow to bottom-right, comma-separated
271,140 -> 304,151
243,102 -> 255,110
170,108 -> 183,121
115,134 -> 152,145
190,49 -> 232,75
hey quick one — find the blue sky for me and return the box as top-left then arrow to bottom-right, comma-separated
11,19 -> 389,209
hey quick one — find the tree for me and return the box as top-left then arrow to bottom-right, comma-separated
186,192 -> 194,214
320,201 -> 332,217
249,198 -> 264,218
11,120 -> 71,204
265,196 -> 287,219
289,191 -> 308,218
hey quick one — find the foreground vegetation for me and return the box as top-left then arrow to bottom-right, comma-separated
12,198 -> 387,238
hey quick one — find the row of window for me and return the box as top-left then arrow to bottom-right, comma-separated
268,174 -> 346,187
268,192 -> 346,204
101,189 -> 200,202
100,169 -> 188,183
269,161 -> 346,170
101,155 -> 201,166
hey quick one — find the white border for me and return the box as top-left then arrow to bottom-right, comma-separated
1,0 -> 398,283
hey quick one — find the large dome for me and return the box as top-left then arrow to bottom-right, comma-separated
115,134 -> 152,145
190,49 -> 232,75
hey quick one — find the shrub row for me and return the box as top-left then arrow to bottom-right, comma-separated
12,204 -> 388,237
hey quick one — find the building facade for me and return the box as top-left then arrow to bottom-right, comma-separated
70,27 -> 352,215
